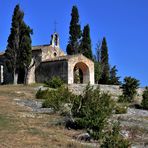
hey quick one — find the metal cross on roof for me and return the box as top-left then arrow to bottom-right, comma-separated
54,21 -> 58,33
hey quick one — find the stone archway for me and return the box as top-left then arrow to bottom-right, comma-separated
73,62 -> 90,84
68,54 -> 94,84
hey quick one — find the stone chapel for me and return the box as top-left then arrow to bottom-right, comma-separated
0,32 -> 94,85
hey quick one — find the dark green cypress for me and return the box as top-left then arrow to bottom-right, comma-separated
19,22 -> 33,84
5,4 -> 24,84
5,4 -> 32,84
80,24 -> 93,60
99,37 -> 110,84
66,5 -> 81,55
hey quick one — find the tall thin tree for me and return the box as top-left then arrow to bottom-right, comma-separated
94,41 -> 102,84
80,24 -> 93,60
19,22 -> 33,84
5,4 -> 32,84
66,5 -> 81,55
99,37 -> 110,84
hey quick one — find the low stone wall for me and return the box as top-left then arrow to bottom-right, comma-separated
68,84 -> 144,102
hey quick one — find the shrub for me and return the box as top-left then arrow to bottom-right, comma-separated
141,87 -> 148,110
42,86 -> 76,112
121,76 -> 140,102
115,103 -> 128,114
45,76 -> 64,88
36,83 -> 129,144
36,89 -> 49,99
101,122 -> 131,148
72,84 -> 115,140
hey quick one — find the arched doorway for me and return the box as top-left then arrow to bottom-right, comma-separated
73,62 -> 90,84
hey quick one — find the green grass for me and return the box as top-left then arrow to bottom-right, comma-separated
0,115 -> 18,132
0,115 -> 10,129
28,127 -> 45,136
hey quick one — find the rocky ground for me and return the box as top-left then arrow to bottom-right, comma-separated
0,84 -> 148,147
117,108 -> 148,148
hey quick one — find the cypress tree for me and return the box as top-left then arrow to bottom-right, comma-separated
5,4 -> 32,84
66,5 -> 81,55
80,24 -> 93,60
19,22 -> 33,84
5,5 -> 24,84
99,37 -> 110,84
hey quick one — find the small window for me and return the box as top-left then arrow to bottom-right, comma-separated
54,52 -> 57,57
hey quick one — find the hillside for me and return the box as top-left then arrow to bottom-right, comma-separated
0,85 -> 91,148
0,85 -> 148,148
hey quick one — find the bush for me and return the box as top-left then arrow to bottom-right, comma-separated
101,122 -> 131,148
35,84 -> 131,146
72,84 -> 115,140
114,103 -> 128,114
36,89 -> 49,99
121,76 -> 140,102
45,76 -> 64,88
42,86 -> 76,113
141,87 -> 148,110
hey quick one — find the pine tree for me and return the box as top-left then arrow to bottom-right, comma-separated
5,4 -> 32,84
80,24 -> 93,59
109,66 -> 121,85
99,37 -> 110,84
66,5 -> 81,55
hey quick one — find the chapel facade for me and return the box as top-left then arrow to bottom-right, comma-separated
0,33 -> 94,85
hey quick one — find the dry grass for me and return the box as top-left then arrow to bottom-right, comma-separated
0,84 -> 92,148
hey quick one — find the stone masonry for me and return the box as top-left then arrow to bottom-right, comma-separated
0,32 -> 95,85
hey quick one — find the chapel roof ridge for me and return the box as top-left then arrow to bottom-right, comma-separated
42,53 -> 93,63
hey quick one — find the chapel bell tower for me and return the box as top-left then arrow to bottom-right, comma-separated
50,32 -> 60,48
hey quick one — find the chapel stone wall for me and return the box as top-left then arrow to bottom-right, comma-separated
35,60 -> 68,83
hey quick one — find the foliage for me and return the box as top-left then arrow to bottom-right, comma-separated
42,86 -> 76,112
121,76 -> 140,102
114,103 -> 128,114
109,66 -> 121,85
100,122 -> 131,148
141,87 -> 148,110
79,24 -> 93,60
36,84 -> 130,147
5,4 -> 32,84
5,4 -> 24,83
94,61 -> 102,84
19,21 -> 33,84
72,84 -> 115,139
66,5 -> 81,55
36,89 -> 49,100
99,37 -> 110,84
93,41 -> 102,83
45,76 -> 64,88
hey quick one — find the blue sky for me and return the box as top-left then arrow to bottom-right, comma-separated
0,0 -> 148,86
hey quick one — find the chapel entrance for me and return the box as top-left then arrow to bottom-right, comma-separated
73,62 -> 89,84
